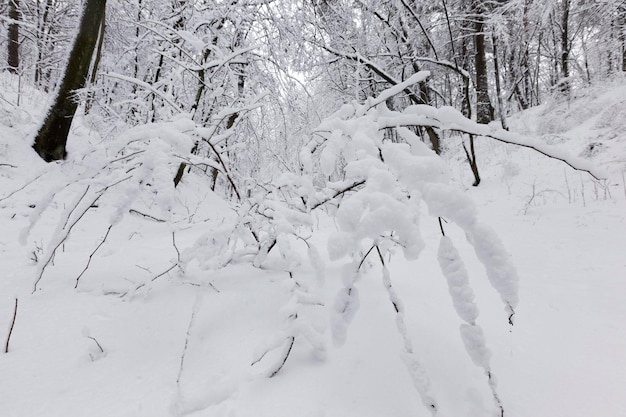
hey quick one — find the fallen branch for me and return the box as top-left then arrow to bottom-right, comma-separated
125,263 -> 179,297
177,293 -> 201,384
87,335 -> 107,361
0,174 -> 44,202
87,335 -> 104,353
128,209 -> 166,223
5,298 -> 18,353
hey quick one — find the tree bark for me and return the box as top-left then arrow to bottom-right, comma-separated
473,0 -> 493,124
7,0 -> 20,73
492,33 -> 508,130
560,0 -> 570,95
619,4 -> 626,72
32,0 -> 107,162
35,0 -> 54,88
84,9 -> 106,115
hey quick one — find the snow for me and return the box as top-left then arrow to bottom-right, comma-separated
2,73 -> 626,417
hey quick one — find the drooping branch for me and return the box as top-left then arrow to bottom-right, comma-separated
103,72 -> 182,111
376,106 -> 604,180
74,224 -> 113,289
319,45 -> 426,105
32,177 -> 131,292
318,45 -> 443,154
309,180 -> 366,211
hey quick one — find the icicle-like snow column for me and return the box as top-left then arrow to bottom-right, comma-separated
419,183 -> 519,324
379,253 -> 439,415
438,236 -> 505,416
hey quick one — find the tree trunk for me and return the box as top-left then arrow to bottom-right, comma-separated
492,33 -> 508,130
473,0 -> 493,125
7,0 -> 20,73
84,10 -> 106,115
35,0 -> 54,89
560,0 -> 570,95
32,0 -> 107,162
617,4 -> 626,72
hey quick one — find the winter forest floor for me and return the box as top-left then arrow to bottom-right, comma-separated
1,75 -> 626,417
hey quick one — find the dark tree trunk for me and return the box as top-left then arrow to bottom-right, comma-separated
84,10 -> 106,115
617,4 -> 626,72
519,0 -> 532,108
7,0 -> 20,73
560,0 -> 570,95
473,0 -> 493,124
32,0 -> 107,162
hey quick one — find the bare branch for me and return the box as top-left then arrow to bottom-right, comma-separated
269,336 -> 295,378
128,209 -> 166,223
309,180 -> 366,211
377,108 -> 604,180
75,225 -> 113,289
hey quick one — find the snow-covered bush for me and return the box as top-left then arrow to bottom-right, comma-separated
288,73 -> 520,415
10,113 -> 218,292
178,73 -> 604,416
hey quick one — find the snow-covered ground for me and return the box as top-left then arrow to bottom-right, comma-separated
1,76 -> 625,417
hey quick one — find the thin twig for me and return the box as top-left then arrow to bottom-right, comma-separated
205,139 -> 242,201
153,264 -> 178,281
269,336 -> 295,378
128,209 -> 166,223
32,178 -> 130,293
87,336 -> 104,353
357,245 -> 378,271
5,298 -> 18,353
375,246 -> 439,413
0,173 -> 44,202
33,188 -> 101,292
177,293 -> 200,384
75,225 -> 113,289
438,217 -> 447,236
127,263 -> 179,296
309,180 -> 366,210
172,232 -> 181,263
487,370 -> 505,417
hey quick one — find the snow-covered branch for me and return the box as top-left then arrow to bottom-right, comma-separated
377,105 -> 605,180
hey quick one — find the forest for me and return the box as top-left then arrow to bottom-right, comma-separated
1,1 -> 625,416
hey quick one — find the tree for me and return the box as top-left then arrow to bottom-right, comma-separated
622,4 -> 626,72
471,0 -> 493,124
32,0 -> 107,162
559,0 -> 571,95
29,0 -> 77,91
7,0 -> 20,73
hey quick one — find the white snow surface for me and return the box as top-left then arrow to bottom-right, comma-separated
1,75 -> 626,417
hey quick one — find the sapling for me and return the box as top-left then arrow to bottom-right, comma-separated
4,298 -> 18,354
